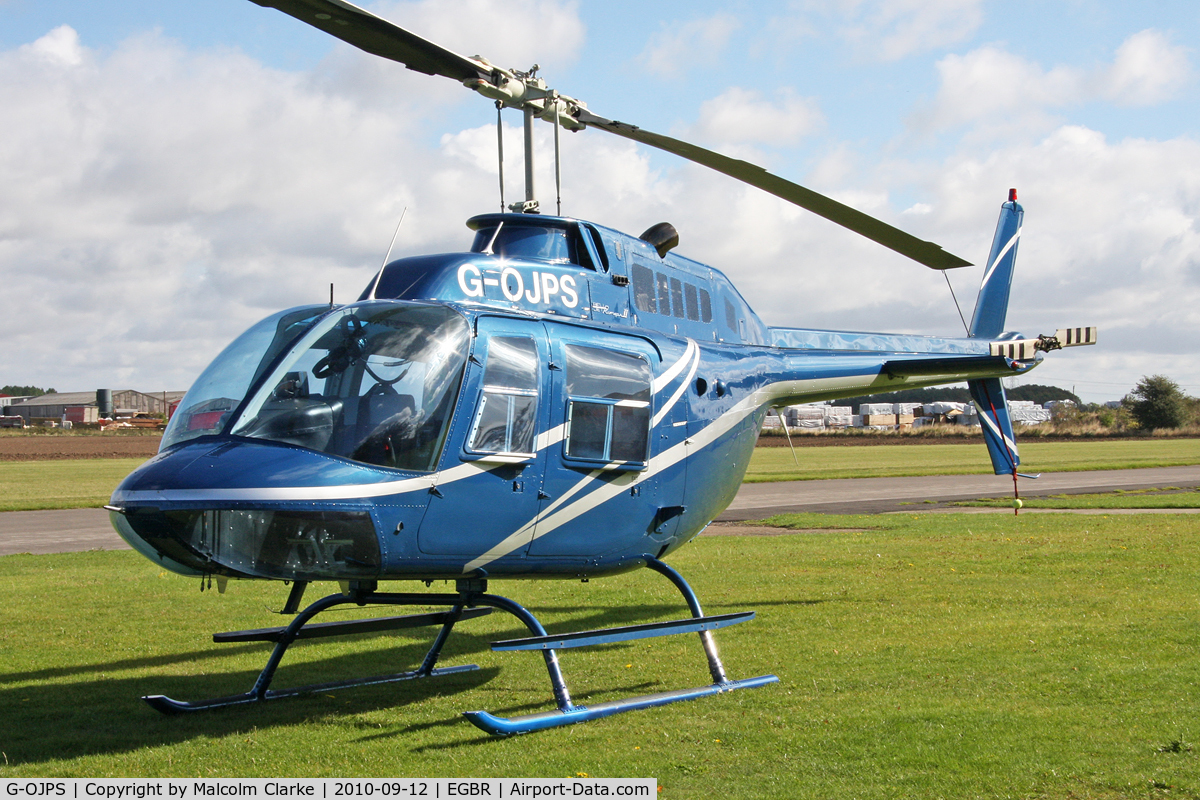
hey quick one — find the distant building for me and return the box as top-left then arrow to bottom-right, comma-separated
0,395 -> 35,415
5,389 -> 186,424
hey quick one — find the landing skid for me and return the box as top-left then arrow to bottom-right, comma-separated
143,558 -> 778,734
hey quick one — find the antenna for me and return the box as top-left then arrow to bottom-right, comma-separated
367,207 -> 408,300
553,91 -> 562,216
496,101 -> 505,212
944,271 -> 971,335
483,220 -> 505,255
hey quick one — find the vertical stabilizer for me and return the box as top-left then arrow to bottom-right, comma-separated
968,378 -> 1019,475
970,189 -> 1024,338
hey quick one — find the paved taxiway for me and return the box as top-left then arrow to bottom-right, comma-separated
2,465 -> 1197,556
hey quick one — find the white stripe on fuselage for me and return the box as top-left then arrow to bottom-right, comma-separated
465,339 -> 700,570
119,348 -> 1022,569
111,341 -> 698,507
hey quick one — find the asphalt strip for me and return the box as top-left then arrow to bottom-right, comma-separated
1,465 -> 1198,556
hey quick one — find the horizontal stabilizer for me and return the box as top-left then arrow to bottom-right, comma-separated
883,355 -> 1033,380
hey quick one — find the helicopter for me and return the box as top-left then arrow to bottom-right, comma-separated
105,0 -> 1097,736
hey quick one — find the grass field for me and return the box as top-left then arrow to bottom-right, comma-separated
953,487 -> 1200,510
0,458 -> 148,512
745,438 -> 1200,482
1,439 -> 1198,512
2,512 -> 1198,797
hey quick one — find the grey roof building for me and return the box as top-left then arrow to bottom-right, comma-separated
5,390 -> 186,422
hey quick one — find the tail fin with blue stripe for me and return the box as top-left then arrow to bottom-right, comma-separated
968,377 -> 1019,475
970,189 -> 1023,339
967,190 -> 1024,475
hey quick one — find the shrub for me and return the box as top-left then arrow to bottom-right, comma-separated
1124,375 -> 1188,430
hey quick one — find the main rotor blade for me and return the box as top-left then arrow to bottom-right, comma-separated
249,0 -> 488,82
247,0 -> 972,271
576,110 -> 971,270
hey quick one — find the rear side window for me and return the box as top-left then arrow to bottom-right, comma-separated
563,344 -> 651,465
656,272 -> 672,317
725,298 -> 738,332
632,263 -> 657,313
684,283 -> 700,321
669,278 -> 685,319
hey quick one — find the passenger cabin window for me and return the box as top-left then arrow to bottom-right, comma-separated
630,263 -> 714,326
656,272 -> 671,315
563,345 -> 651,465
725,298 -> 738,332
632,263 -> 656,313
684,283 -> 700,321
468,337 -> 539,456
669,277 -> 685,319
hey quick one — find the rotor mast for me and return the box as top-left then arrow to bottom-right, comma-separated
469,62 -> 581,214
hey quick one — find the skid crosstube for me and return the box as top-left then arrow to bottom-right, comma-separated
142,591 -> 487,714
144,664 -> 481,715
143,558 -> 777,733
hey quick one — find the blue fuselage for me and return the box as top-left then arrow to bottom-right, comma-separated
111,214 -> 1032,583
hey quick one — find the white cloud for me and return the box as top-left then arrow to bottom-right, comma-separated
840,0 -> 984,61
724,125 -> 1200,399
1102,29 -> 1191,107
372,0 -> 585,72
771,0 -> 983,61
636,14 -> 740,79
1,8 -> 1196,404
691,87 -> 823,147
0,25 -> 500,391
22,24 -> 84,67
916,30 -> 1193,137
915,46 -> 1084,133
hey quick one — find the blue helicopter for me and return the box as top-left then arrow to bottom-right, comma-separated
106,0 -> 1097,735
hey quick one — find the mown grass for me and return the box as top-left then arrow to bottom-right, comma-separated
2,439 -> 1197,512
1,513 -> 1198,797
0,459 -> 148,511
953,487 -> 1200,510
745,438 -> 1200,482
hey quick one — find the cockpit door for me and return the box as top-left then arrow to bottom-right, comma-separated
416,317 -> 549,560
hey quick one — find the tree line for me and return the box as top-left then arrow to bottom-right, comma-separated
1,385 -> 56,397
821,377 -> 1198,431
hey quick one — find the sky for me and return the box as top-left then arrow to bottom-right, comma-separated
2,0 -> 1199,404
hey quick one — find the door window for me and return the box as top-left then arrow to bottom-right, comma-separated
467,336 -> 539,456
563,344 -> 651,466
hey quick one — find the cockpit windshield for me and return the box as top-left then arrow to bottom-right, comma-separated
164,302 -> 471,473
163,305 -> 328,451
